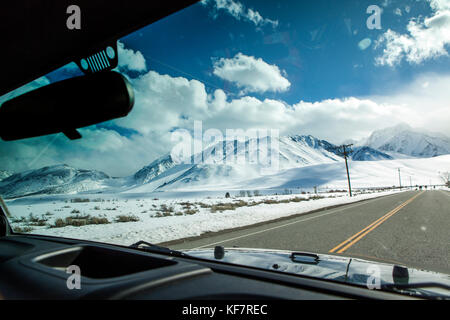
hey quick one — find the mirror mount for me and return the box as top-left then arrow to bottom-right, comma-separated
62,129 -> 82,140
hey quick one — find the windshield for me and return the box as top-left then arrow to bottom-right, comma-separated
1,0 -> 450,295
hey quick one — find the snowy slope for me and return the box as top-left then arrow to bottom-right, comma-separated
217,154 -> 450,190
2,131 -> 448,198
146,136 -> 397,191
350,146 -> 393,161
129,140 -> 448,193
1,134 -> 346,197
278,135 -> 342,166
0,164 -> 113,198
128,135 -> 345,192
362,124 -> 450,158
198,135 -> 342,168
123,163 -> 196,193
0,170 -> 12,181
133,154 -> 177,184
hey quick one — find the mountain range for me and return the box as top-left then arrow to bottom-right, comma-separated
0,165 -> 112,198
0,170 -> 12,181
0,124 -> 449,198
360,123 -> 450,158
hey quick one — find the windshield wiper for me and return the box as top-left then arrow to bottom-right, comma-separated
129,240 -> 187,258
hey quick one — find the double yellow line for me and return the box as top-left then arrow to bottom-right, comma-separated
329,191 -> 424,254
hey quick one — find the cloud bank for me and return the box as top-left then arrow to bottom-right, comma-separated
375,0 -> 450,66
117,41 -> 147,72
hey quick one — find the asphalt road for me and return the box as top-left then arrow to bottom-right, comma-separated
171,190 -> 450,273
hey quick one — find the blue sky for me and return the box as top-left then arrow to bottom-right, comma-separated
42,0 -> 449,102
113,0 -> 449,102
1,0 -> 450,176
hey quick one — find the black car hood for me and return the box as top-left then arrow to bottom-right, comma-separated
184,247 -> 450,298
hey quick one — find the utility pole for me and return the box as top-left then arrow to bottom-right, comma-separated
335,144 -> 353,197
397,168 -> 402,190
409,176 -> 412,189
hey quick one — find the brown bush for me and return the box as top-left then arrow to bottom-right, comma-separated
115,215 -> 140,222
51,215 -> 109,228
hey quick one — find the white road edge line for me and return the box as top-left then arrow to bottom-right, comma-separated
190,191 -> 411,250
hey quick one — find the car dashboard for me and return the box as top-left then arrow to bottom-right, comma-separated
0,234 -> 414,300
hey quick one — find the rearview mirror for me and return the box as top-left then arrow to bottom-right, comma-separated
0,71 -> 134,141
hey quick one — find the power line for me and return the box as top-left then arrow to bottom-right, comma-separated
334,144 -> 353,197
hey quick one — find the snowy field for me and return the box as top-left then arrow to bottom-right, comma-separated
5,188 -> 413,246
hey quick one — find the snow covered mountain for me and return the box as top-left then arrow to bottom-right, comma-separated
0,134 -> 348,197
133,154 -> 176,184
124,134 -> 346,192
1,128 -> 445,198
361,124 -> 450,158
0,170 -> 12,181
278,135 -> 341,166
0,164 -> 112,198
128,135 -> 393,192
350,146 -> 393,161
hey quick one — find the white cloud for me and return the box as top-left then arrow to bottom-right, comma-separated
114,71 -> 208,135
110,67 -> 450,156
367,73 -> 450,136
201,0 -> 278,28
117,41 -> 147,72
375,0 -> 450,66
116,72 -> 398,146
2,69 -> 450,176
107,69 -> 450,156
212,53 -> 290,94
0,127 -> 175,177
430,0 -> 450,11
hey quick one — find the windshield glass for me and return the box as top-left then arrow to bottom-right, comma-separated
1,0 -> 450,293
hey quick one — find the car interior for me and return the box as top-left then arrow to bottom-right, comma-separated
0,1 -> 445,301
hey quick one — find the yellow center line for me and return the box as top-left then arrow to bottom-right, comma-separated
329,191 -> 424,254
